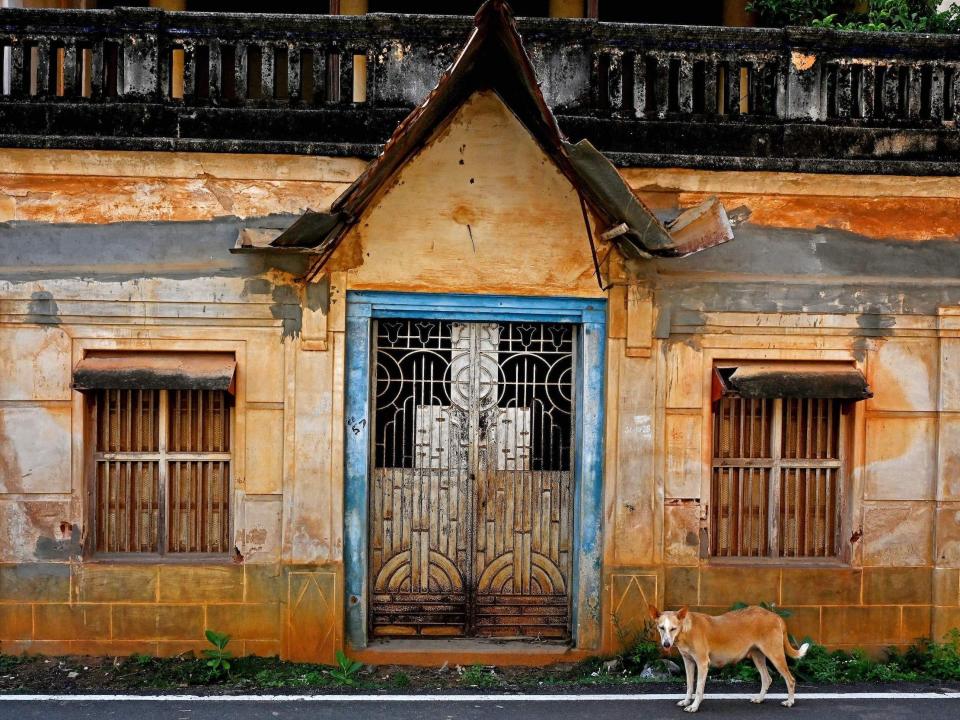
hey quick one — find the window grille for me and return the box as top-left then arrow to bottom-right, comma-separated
710,396 -> 842,559
91,388 -> 231,555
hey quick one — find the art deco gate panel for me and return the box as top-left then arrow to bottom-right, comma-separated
369,319 -> 574,639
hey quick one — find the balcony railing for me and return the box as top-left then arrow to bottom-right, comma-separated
2,7 -> 960,171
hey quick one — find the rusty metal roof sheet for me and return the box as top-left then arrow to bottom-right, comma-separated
268,0 -> 733,264
716,362 -> 872,400
73,352 -> 237,394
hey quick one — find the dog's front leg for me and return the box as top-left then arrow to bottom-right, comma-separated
677,653 -> 695,707
684,660 -> 709,713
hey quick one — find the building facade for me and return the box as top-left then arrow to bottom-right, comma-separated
1,1 -> 959,664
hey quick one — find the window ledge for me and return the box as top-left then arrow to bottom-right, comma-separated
705,557 -> 851,569
84,553 -> 235,565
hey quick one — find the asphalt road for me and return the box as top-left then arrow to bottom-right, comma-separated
0,695 -> 957,720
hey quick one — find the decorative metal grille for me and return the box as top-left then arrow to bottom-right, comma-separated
710,395 -> 842,559
369,319 -> 575,639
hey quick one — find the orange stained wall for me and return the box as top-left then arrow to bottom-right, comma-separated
2,101 -> 960,661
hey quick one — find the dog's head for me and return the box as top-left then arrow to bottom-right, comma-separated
648,605 -> 688,649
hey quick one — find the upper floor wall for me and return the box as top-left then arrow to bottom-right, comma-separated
3,7 -> 960,174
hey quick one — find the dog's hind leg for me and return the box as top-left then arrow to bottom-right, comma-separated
677,654 -> 695,707
749,649 -> 772,704
684,660 -> 709,713
764,645 -> 798,707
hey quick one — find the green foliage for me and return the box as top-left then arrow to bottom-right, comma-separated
328,650 -> 364,686
460,664 -> 500,688
131,653 -> 154,667
748,0 -> 960,33
202,629 -> 232,678
627,639 -> 662,671
916,629 -> 960,679
748,0 -> 844,26
391,671 -> 412,688
729,601 -> 792,618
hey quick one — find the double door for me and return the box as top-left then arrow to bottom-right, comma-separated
368,319 -> 575,639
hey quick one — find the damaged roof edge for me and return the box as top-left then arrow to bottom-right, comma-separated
268,0 -> 734,261
562,139 -> 733,258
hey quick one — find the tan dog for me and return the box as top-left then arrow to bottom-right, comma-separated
649,605 -> 809,713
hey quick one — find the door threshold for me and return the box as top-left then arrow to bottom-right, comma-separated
350,638 -> 591,667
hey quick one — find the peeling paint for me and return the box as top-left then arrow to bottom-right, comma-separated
34,524 -> 82,560
25,290 -> 60,325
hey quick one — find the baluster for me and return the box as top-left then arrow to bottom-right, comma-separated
91,40 -> 104,98
313,46 -> 327,103
234,42 -> 248,101
677,57 -> 692,114
654,55 -> 669,118
182,42 -> 196,102
766,57 -> 786,117
951,64 -> 960,121
726,59 -> 741,116
748,61 -> 763,114
631,52 -> 646,117
606,49 -> 624,113
882,65 -> 899,119
702,58 -> 717,115
10,42 -> 26,97
287,44 -> 301,103
931,64 -> 946,120
339,51 -> 354,103
209,39 -> 222,102
63,43 -> 78,98
361,47 -> 374,105
908,64 -> 923,120
860,64 -> 875,119
836,63 -> 852,118
35,39 -> 50,97
261,43 -> 275,99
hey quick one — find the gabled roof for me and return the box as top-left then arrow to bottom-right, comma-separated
254,0 -> 732,266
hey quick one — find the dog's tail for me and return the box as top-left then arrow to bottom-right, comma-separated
784,635 -> 810,660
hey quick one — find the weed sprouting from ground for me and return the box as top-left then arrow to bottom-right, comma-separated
460,664 -> 500,688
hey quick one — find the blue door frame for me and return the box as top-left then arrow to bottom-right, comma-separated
344,291 -> 607,648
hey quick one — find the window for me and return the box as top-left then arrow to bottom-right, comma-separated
709,395 -> 845,559
90,388 -> 232,555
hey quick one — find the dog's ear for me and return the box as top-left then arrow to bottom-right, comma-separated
647,604 -> 660,620
677,606 -> 688,621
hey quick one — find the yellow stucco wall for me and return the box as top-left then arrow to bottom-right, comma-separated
1,89 -> 959,662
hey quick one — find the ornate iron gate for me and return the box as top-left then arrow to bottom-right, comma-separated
369,319 -> 575,639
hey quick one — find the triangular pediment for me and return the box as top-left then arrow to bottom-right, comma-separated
258,0 -> 732,272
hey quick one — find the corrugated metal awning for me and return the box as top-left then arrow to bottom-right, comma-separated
73,352 -> 236,394
714,362 -> 872,400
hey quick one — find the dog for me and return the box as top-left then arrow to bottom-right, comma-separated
649,604 -> 809,713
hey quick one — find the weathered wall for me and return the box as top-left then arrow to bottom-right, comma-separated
0,150 -> 356,660
2,110 -> 960,660
603,168 -> 960,656
328,90 -> 605,298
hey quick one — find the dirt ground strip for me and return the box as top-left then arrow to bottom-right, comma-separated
1,654 -> 960,696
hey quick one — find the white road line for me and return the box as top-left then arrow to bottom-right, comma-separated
0,693 -> 958,702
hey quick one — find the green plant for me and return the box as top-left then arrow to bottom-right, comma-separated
391,671 -> 412,688
748,0 -> 960,33
131,653 -> 154,667
328,650 -> 363,686
729,600 -> 792,618
202,629 -> 233,678
923,629 -> 960,679
748,0 -> 844,26
461,663 -> 500,688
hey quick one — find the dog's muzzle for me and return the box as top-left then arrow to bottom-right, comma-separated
661,640 -> 672,649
